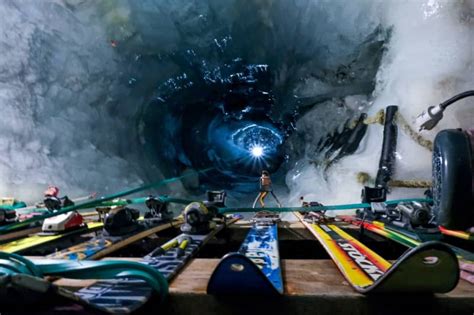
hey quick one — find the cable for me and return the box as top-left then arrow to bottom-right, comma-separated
415,90 -> 474,131
439,90 -> 474,110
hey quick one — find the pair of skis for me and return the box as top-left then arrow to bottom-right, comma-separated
345,214 -> 474,284
0,199 -> 164,256
0,194 -> 98,245
62,215 -> 239,313
47,217 -> 182,261
295,212 -> 459,293
1,212 -> 238,313
207,205 -> 460,296
45,196 -> 201,261
0,195 -> 194,257
0,221 -> 104,254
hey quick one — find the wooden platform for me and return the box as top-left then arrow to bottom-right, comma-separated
50,220 -> 474,315
168,259 -> 473,315
55,257 -> 473,315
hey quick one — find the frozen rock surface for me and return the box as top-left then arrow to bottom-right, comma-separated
0,0 -> 471,204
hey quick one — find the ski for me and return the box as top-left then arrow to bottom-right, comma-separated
345,215 -> 474,284
207,211 -> 283,295
0,212 -> 100,248
0,192 -> 233,314
69,192 -> 238,313
0,193 -> 98,244
343,200 -> 474,264
0,253 -> 169,314
0,196 -> 189,259
352,200 -> 474,243
73,218 -> 239,313
0,169 -> 213,234
47,197 -> 184,260
295,211 -> 460,293
438,226 -> 474,241
0,221 -> 103,254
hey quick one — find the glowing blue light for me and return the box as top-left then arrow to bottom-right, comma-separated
231,123 -> 283,155
251,145 -> 264,157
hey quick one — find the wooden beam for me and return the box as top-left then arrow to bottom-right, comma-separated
87,218 -> 183,260
55,258 -> 473,297
0,227 -> 41,242
168,258 -> 473,297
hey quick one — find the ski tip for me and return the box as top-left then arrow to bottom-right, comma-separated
362,241 -> 460,294
207,253 -> 282,295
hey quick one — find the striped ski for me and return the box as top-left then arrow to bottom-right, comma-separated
295,212 -> 460,293
346,216 -> 474,284
0,221 -> 103,254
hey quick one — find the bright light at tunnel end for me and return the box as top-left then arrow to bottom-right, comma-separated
251,145 -> 264,158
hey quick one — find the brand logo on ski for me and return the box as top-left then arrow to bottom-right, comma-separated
320,225 -> 332,232
337,241 -> 384,281
246,250 -> 269,270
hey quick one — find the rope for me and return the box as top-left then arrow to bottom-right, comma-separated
388,179 -> 432,188
356,172 -> 431,188
356,172 -> 373,185
363,109 -> 385,125
395,112 -> 433,151
359,109 -> 433,151
0,253 -> 169,304
353,107 -> 433,187
98,196 -> 193,207
0,168 -> 213,234
219,198 -> 432,214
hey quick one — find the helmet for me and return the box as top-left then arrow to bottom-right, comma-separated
44,186 -> 59,197
181,202 -> 215,234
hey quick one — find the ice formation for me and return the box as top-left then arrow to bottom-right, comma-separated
0,0 -> 471,205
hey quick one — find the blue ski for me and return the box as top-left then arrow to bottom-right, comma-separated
207,212 -> 283,295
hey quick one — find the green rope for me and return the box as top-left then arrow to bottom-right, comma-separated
0,253 -> 168,303
0,202 -> 27,211
0,252 -> 43,277
0,168 -> 213,234
97,196 -> 194,207
218,198 -> 432,214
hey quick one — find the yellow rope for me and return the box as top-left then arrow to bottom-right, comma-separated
363,109 -> 385,125
349,107 -> 434,187
388,179 -> 432,188
358,109 -> 433,151
356,172 -> 372,185
356,172 -> 431,188
395,112 -> 433,151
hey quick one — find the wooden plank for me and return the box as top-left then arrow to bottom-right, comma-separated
87,218 -> 183,260
51,258 -> 474,314
54,258 -> 473,298
165,259 -> 474,315
230,220 -> 314,241
0,226 -> 42,243
168,259 -> 473,297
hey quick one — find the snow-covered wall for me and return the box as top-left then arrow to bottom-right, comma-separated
0,1 -> 146,201
0,0 -> 471,204
286,0 -> 474,207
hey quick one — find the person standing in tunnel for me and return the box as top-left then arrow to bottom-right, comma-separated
252,170 -> 282,208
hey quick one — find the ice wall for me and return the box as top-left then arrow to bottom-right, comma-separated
286,0 -> 474,207
0,1 -> 148,201
0,0 -> 471,205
